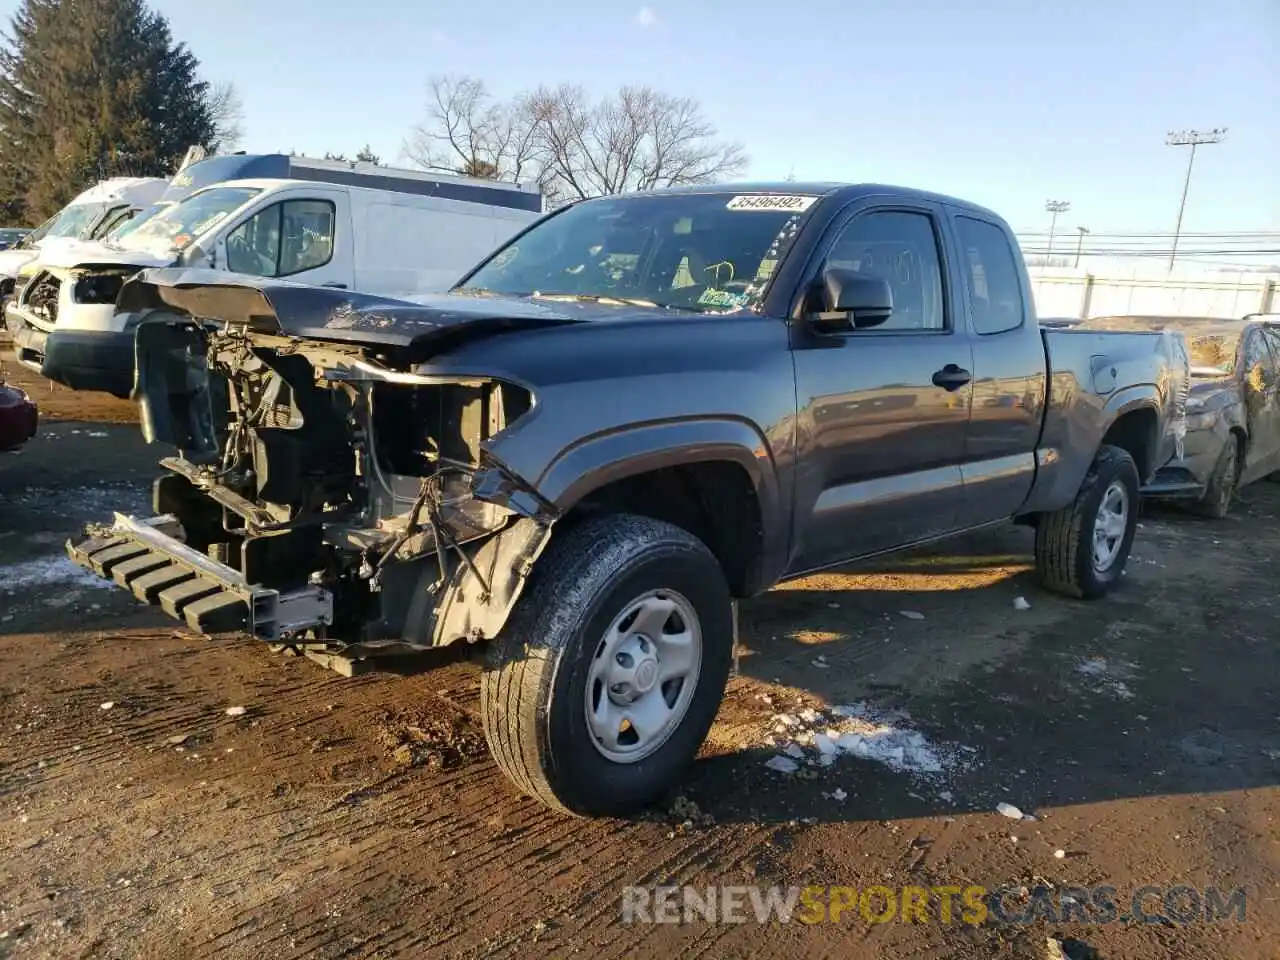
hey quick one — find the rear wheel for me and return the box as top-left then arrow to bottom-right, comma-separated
1034,445 -> 1140,599
480,513 -> 733,816
1193,434 -> 1239,519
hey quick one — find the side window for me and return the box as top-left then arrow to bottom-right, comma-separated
955,216 -> 1025,335
225,200 -> 336,278
1262,329 -> 1280,383
280,200 -> 336,275
1243,330 -> 1276,393
823,211 -> 945,331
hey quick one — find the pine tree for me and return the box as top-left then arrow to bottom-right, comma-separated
0,0 -> 218,223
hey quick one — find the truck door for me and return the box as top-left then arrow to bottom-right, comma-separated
220,188 -> 354,289
787,202 -> 974,574
949,214 -> 1048,527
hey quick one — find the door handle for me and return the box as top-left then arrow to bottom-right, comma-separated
320,282 -> 348,289
932,364 -> 972,391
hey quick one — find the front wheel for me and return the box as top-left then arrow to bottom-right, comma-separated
480,513 -> 734,816
1034,445 -> 1140,600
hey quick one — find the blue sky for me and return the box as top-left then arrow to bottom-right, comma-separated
5,0 -> 1278,234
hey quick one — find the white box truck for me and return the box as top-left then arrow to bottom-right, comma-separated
5,153 -> 543,396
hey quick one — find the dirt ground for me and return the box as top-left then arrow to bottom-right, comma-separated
2,358 -> 1278,959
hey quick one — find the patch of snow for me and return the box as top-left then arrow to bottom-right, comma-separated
997,802 -> 1024,819
224,706 -> 247,717
764,756 -> 799,775
1,555 -> 115,594
1013,596 -> 1031,610
1076,657 -> 1109,676
899,610 -> 926,621
762,700 -> 963,786
1075,656 -> 1139,700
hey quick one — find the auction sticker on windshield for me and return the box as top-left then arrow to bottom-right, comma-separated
726,195 -> 819,212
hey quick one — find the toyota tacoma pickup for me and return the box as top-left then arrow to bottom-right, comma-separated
65,183 -> 1188,816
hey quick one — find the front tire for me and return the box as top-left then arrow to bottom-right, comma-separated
1034,445 -> 1140,600
1193,433 -> 1238,519
480,513 -> 734,816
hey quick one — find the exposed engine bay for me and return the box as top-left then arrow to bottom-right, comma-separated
71,305 -> 558,657
23,270 -> 61,326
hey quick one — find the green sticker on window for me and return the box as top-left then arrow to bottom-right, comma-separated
697,288 -> 750,308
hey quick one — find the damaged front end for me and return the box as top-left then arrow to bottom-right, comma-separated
67,271 -> 567,656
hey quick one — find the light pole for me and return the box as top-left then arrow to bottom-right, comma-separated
1045,200 -> 1070,262
1166,127 -> 1226,270
1073,226 -> 1089,268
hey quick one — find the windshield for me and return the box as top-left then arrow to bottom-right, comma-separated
44,202 -> 109,240
460,192 -> 819,312
106,201 -> 172,242
114,186 -> 261,257
1185,331 -> 1241,374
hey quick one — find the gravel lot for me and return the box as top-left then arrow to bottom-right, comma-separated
2,357 -> 1278,959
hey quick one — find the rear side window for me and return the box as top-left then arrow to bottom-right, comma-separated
955,216 -> 1025,335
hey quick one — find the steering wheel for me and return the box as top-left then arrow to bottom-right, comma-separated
227,234 -> 275,276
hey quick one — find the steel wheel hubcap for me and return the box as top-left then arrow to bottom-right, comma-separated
584,589 -> 702,763
1092,480 -> 1129,572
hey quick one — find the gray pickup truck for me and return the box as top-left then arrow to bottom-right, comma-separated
66,183 -> 1188,816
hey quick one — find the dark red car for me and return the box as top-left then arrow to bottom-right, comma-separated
0,378 -> 38,452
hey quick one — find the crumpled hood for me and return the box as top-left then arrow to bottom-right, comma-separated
34,240 -> 173,271
0,247 -> 39,279
118,268 -> 678,353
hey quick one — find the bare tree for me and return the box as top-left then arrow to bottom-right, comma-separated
404,75 -> 746,204
207,80 -> 244,152
404,75 -> 542,184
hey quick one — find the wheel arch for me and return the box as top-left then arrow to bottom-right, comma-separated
537,418 -> 786,597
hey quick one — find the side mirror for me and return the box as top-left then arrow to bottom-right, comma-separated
812,268 -> 893,331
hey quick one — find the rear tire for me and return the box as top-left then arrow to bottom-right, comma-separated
1193,434 -> 1239,519
1034,445 -> 1140,600
480,513 -> 734,817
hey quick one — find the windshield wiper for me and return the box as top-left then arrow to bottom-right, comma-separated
530,292 -> 663,308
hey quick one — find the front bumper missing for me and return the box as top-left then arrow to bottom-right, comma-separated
66,513 -> 333,640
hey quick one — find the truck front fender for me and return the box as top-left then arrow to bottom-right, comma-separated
534,417 -> 788,591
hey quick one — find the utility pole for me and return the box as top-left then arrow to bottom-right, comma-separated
1073,226 -> 1089,268
1045,200 -> 1070,263
1166,127 -> 1227,270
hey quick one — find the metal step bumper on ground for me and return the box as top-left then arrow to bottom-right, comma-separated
66,513 -> 332,640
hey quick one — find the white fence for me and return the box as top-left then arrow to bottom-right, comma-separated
1028,265 -> 1278,321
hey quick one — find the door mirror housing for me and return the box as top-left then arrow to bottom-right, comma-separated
811,268 -> 893,331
